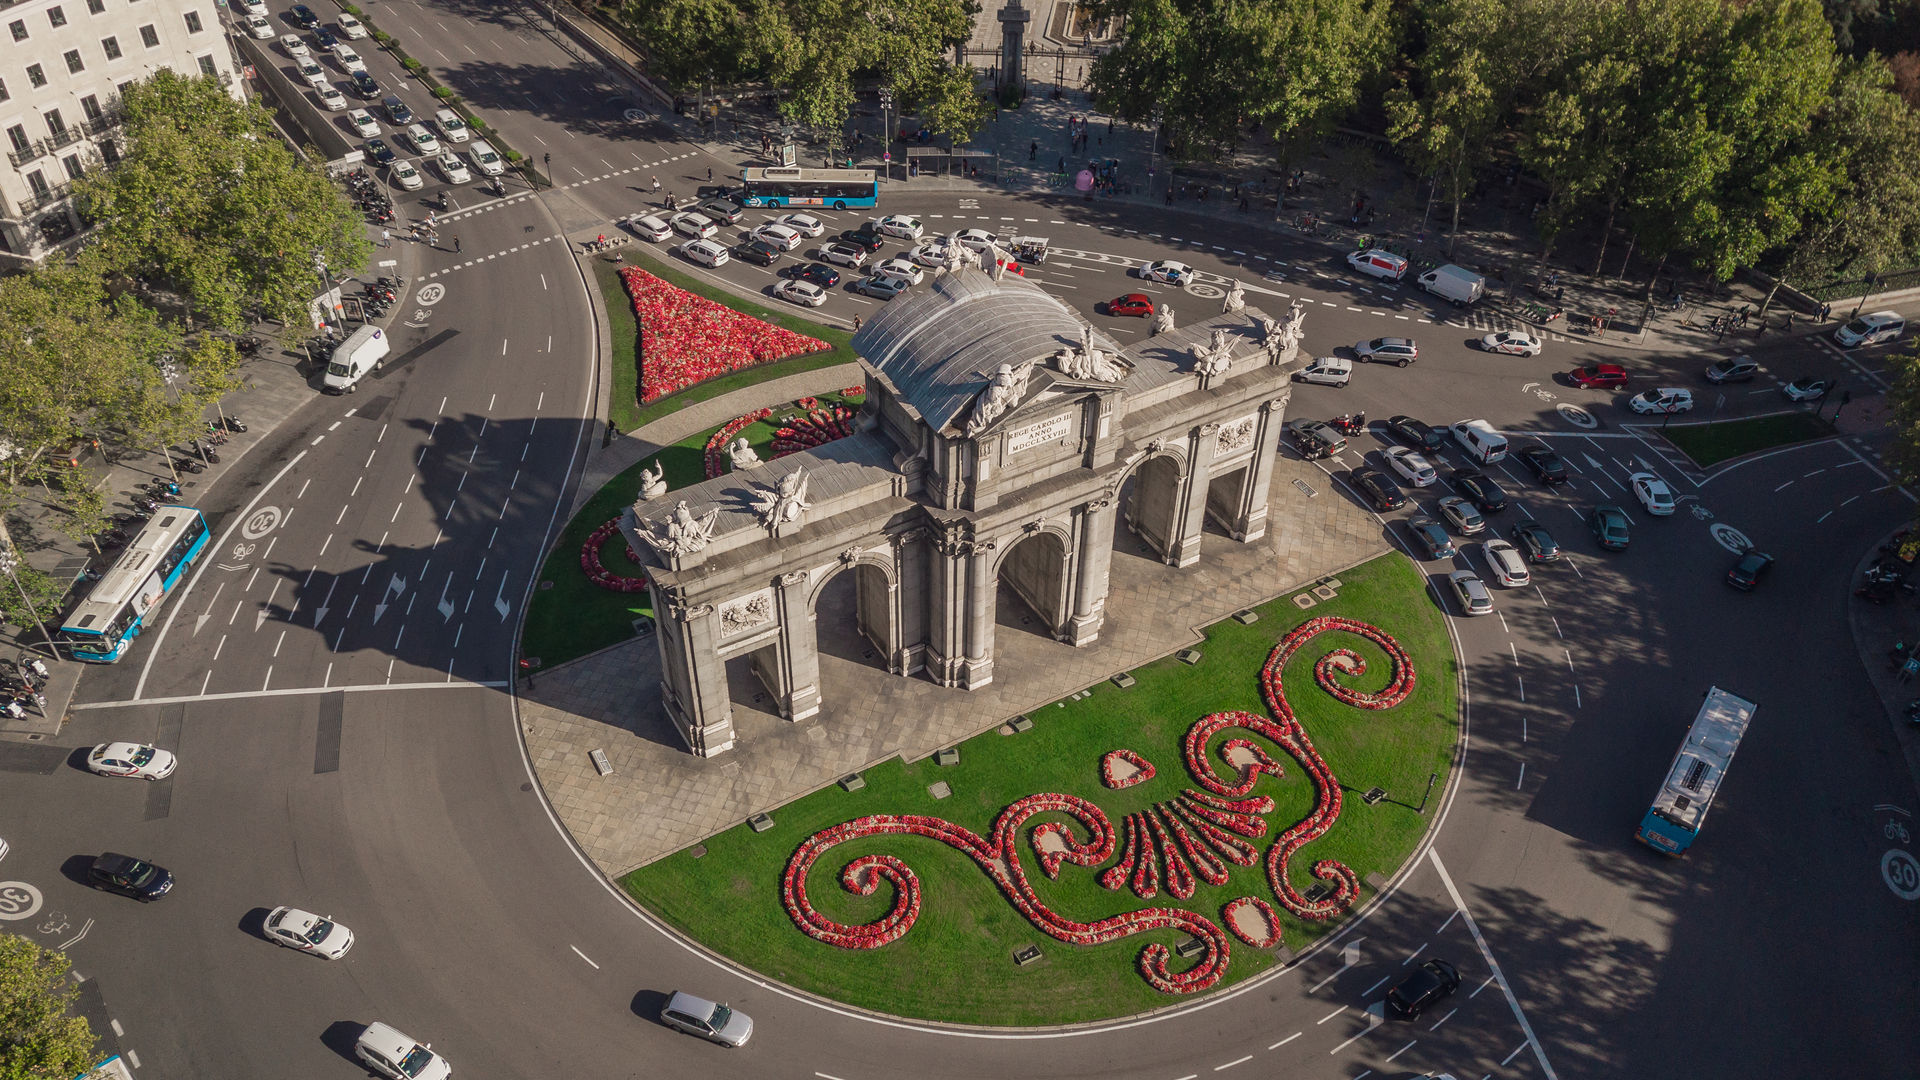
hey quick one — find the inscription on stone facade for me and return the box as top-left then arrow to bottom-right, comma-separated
718,588 -> 776,638
1006,412 -> 1074,454
1215,413 -> 1259,456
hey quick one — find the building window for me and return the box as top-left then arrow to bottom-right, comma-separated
64,50 -> 84,75
26,65 -> 46,89
86,0 -> 104,13
9,20 -> 27,41
80,94 -> 100,120
138,24 -> 157,48
117,80 -> 133,98
196,53 -> 214,76
47,6 -> 66,28
101,35 -> 120,60
7,125 -> 30,155
100,138 -> 117,164
0,78 -> 10,103
44,110 -> 65,136
182,11 -> 201,33
25,171 -> 48,197
60,154 -> 81,180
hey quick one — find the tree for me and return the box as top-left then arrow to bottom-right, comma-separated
1386,0 -> 1507,257
1778,58 -> 1920,283
1885,345 -> 1920,497
73,71 -> 369,333
912,63 -> 992,145
0,933 -> 98,1080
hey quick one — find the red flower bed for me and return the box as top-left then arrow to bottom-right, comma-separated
840,385 -> 866,398
703,407 -> 773,479
580,519 -> 649,593
771,407 -> 856,459
619,267 -> 829,403
1100,748 -> 1156,789
1223,897 -> 1282,949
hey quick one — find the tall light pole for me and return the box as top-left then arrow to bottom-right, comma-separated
161,359 -> 211,471
877,85 -> 893,183
0,545 -> 60,659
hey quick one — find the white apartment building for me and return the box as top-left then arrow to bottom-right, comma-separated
0,0 -> 241,266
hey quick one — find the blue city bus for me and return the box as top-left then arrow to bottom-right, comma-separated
1635,686 -> 1759,855
737,166 -> 878,210
57,505 -> 209,662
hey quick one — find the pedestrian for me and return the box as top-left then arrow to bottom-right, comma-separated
1785,311 -> 1795,331
1030,140 -> 1038,161
1820,302 -> 1832,321
453,235 -> 461,253
1058,156 -> 1066,174
853,315 -> 862,331
427,210 -> 436,226
1165,187 -> 1174,207
1108,117 -> 1114,135
1715,323 -> 1727,343
1754,318 -> 1768,338
380,227 -> 390,248
651,175 -> 661,194
707,166 -> 713,182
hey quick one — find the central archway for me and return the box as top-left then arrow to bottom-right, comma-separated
996,529 -> 1072,639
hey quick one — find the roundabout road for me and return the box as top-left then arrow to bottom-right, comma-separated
3,1 -> 1915,1076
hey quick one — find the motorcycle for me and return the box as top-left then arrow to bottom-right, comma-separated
196,441 -> 220,464
1330,412 -> 1367,437
145,478 -> 180,498
173,456 -> 205,475
489,176 -> 506,197
221,414 -> 247,433
132,494 -> 160,514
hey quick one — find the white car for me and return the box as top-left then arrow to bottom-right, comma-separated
355,1022 -> 451,1080
348,109 -> 380,139
1294,356 -> 1351,387
819,242 -> 868,269
244,13 -> 275,38
670,212 -> 716,240
1385,447 -> 1437,487
1448,570 -> 1494,616
953,228 -> 999,253
873,257 -> 924,285
316,85 -> 348,111
1348,248 -> 1409,281
874,214 -> 924,240
296,58 -> 328,88
265,906 -> 355,959
1436,495 -> 1485,535
436,152 -> 470,184
332,44 -> 366,73
628,213 -> 672,242
1781,376 -> 1831,402
468,138 -> 504,175
389,158 -> 423,191
772,279 -> 828,307
776,212 -> 824,238
240,0 -> 267,14
280,34 -> 309,58
1480,329 -> 1543,356
433,108 -> 470,143
1630,472 -> 1676,516
404,124 -> 440,156
1629,387 -> 1694,415
1481,538 -> 1530,587
1138,259 -> 1195,285
752,223 -> 803,251
1834,309 -> 1903,347
337,12 -> 368,38
680,238 -> 729,267
907,240 -> 952,268
87,742 -> 177,780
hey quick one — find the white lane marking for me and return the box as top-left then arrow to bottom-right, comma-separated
1361,975 -> 1391,996
1431,849 -> 1560,1078
72,681 -> 511,710
126,1051 -> 140,1069
1317,1005 -> 1348,1025
1383,1040 -> 1416,1062
1214,1056 -> 1251,1071
1327,1003 -> 1385,1055
1268,1033 -> 1300,1050
110,1018 -> 122,1037
569,944 -> 600,969
1430,1007 -> 1457,1029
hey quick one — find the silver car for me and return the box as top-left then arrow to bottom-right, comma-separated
1448,570 -> 1494,615
661,990 -> 753,1047
1481,538 -> 1530,587
1436,495 -> 1485,535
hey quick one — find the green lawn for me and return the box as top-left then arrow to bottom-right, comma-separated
619,554 -> 1459,1025
591,251 -> 859,434
1661,410 -> 1835,467
521,391 -> 864,667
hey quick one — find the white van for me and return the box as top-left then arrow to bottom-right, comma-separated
1834,310 -> 1904,348
322,325 -> 390,394
468,138 -> 505,176
1417,264 -> 1487,306
1450,419 -> 1509,465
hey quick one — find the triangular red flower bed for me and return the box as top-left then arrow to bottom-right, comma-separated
619,267 -> 829,403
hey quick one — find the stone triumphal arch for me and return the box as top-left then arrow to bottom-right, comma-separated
622,264 -> 1311,756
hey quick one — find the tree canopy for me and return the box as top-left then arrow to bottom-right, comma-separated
0,934 -> 97,1080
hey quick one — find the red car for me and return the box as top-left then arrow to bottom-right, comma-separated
993,257 -> 1026,277
1568,363 -> 1628,389
1107,293 -> 1154,318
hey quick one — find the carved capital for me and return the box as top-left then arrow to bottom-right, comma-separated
838,547 -> 862,565
1198,421 -> 1222,437
779,570 -> 809,587
1022,519 -> 1044,534
932,521 -> 972,557
667,598 -> 714,621
1263,392 -> 1292,412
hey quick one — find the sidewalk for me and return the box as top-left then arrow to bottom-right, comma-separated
1846,531 -> 1920,799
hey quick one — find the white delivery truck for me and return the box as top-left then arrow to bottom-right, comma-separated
322,325 -> 389,394
1417,263 -> 1487,306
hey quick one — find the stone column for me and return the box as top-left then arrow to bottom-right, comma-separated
959,539 -> 997,688
925,524 -> 970,687
1232,393 -> 1290,542
1168,423 -> 1219,567
997,0 -> 1031,93
894,529 -> 929,675
1064,496 -> 1115,644
654,594 -> 735,756
770,570 -> 821,721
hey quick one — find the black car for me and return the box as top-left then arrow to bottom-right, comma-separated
382,94 -> 412,125
364,137 -> 394,164
1509,519 -> 1561,563
1448,469 -> 1508,514
1727,549 -> 1774,590
839,227 -> 886,252
1385,414 -> 1446,453
1517,444 -> 1569,486
787,263 -> 841,289
1351,468 -> 1406,512
1386,958 -> 1460,1019
88,852 -> 173,902
312,26 -> 338,49
350,70 -> 380,99
734,239 -> 783,267
698,198 -> 744,225
289,3 -> 319,27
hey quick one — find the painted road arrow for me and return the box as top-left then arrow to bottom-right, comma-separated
312,577 -> 338,627
493,573 -> 510,621
436,572 -> 455,621
193,582 -> 225,636
372,574 -> 406,623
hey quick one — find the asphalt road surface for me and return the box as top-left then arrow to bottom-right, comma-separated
1,1 -> 1913,1078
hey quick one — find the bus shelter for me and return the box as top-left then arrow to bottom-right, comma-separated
904,147 -> 998,183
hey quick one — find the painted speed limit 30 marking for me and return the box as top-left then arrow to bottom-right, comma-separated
0,881 -> 44,920
1883,849 -> 1920,900
414,283 -> 446,306
241,506 -> 283,540
1708,523 -> 1752,554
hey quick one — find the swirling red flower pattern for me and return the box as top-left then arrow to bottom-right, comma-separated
1183,615 -> 1414,921
580,519 -> 648,593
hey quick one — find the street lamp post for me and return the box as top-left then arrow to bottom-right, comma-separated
877,86 -> 893,183
161,360 -> 212,471
1851,272 -> 1878,321
0,546 -> 60,659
